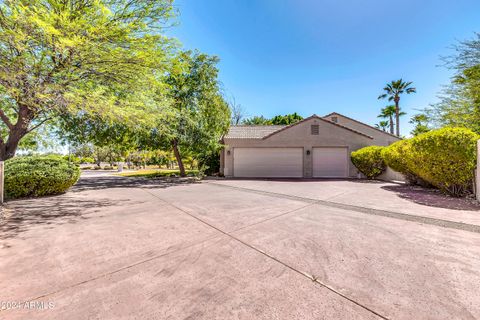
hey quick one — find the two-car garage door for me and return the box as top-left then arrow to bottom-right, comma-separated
233,147 -> 348,178
233,148 -> 303,177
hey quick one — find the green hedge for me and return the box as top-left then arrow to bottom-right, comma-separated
381,140 -> 427,186
5,155 -> 80,199
351,146 -> 386,179
406,128 -> 479,196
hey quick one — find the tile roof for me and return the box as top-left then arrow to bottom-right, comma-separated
225,125 -> 287,139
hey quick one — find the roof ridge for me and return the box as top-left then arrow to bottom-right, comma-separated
261,114 -> 373,140
323,112 -> 400,139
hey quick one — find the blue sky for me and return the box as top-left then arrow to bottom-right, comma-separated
167,0 -> 480,136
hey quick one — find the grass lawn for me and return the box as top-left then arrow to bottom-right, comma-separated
115,169 -> 199,178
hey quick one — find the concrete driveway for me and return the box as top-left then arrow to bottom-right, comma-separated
1,176 -> 480,319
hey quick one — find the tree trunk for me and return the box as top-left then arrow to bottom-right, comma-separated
0,105 -> 33,161
172,139 -> 186,177
394,97 -> 400,136
0,126 -> 27,161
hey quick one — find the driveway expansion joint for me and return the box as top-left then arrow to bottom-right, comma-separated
208,182 -> 480,234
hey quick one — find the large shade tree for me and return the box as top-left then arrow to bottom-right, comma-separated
378,79 -> 416,136
0,0 -> 175,160
147,51 -> 230,177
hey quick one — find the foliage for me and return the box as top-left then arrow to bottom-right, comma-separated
381,140 -> 422,185
0,0 -> 175,160
5,155 -> 80,199
375,121 -> 389,131
409,114 -> 430,136
351,146 -> 386,179
426,33 -> 480,133
406,128 -> 479,196
377,105 -> 405,134
378,79 -> 416,136
243,115 -> 272,125
145,50 -> 230,176
117,169 -> 199,178
270,113 -> 303,125
242,113 -> 303,125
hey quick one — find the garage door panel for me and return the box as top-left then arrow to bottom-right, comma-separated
234,148 -> 303,177
313,147 -> 348,178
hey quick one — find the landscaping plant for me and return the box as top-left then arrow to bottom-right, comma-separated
406,127 -> 479,196
5,155 -> 80,199
351,146 -> 386,179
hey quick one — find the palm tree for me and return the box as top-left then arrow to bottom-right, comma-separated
377,105 -> 406,134
378,79 -> 416,136
377,105 -> 395,134
375,121 -> 389,132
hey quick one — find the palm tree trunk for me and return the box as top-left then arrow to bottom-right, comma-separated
394,98 -> 400,136
389,115 -> 394,134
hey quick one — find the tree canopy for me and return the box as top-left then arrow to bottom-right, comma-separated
242,113 -> 303,125
426,33 -> 480,133
0,0 -> 175,160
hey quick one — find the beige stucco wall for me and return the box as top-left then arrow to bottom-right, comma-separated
378,166 -> 406,182
324,114 -> 400,146
222,117 -> 375,178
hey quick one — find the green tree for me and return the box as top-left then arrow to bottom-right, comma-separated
409,114 -> 430,136
375,121 -> 389,132
426,33 -> 480,133
151,51 -> 230,177
270,113 -> 303,125
0,0 -> 175,160
243,115 -> 272,125
378,79 -> 416,136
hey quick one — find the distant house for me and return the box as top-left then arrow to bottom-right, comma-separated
220,113 -> 400,178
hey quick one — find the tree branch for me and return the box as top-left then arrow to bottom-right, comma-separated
0,109 -> 13,129
26,117 -> 51,133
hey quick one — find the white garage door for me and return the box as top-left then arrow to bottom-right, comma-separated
312,147 -> 348,178
234,148 -> 303,177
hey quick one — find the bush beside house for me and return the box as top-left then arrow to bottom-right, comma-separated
5,155 -> 80,199
351,146 -> 386,179
352,127 -> 480,196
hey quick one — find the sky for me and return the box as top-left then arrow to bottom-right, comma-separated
167,0 -> 480,136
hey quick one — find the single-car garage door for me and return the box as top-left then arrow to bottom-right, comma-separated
234,148 -> 303,177
312,147 -> 348,178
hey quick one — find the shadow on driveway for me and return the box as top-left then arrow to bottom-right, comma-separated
381,184 -> 480,211
0,175 -> 198,240
72,175 -> 199,192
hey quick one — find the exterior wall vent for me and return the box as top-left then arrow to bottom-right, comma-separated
331,116 -> 338,123
311,124 -> 319,135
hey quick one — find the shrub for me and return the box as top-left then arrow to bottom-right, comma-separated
5,155 -> 80,199
351,146 -> 386,179
81,166 -> 93,170
381,140 -> 426,185
80,157 -> 95,164
406,127 -> 479,196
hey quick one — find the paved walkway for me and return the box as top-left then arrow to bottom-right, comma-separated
1,176 -> 479,319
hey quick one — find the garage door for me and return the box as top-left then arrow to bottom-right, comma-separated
234,148 -> 303,177
312,147 -> 348,178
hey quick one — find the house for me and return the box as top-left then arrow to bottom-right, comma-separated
220,113 -> 400,178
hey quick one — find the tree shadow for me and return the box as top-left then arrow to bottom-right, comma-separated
0,175 -> 199,240
381,184 -> 480,211
72,175 -> 199,192
0,195 -> 126,240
